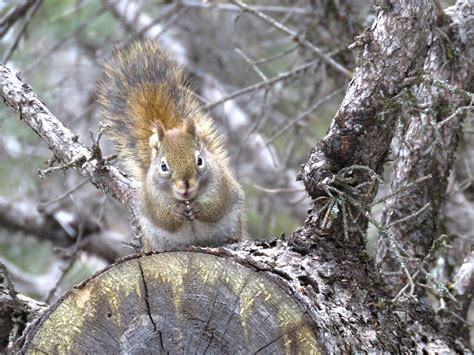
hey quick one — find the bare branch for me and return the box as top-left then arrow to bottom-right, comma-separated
0,0 -> 36,37
0,196 -> 126,262
2,0 -> 42,64
204,60 -> 319,110
229,0 -> 352,79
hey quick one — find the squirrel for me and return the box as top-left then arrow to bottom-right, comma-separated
97,41 -> 246,252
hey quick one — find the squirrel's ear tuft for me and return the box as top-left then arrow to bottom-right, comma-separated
184,118 -> 196,137
149,123 -> 165,157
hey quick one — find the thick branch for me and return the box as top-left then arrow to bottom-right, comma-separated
376,0 -> 473,297
297,1 -> 438,241
15,243 -> 469,353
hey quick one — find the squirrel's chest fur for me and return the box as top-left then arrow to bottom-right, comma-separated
140,201 -> 241,251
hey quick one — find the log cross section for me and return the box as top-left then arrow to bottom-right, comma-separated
19,252 -> 321,354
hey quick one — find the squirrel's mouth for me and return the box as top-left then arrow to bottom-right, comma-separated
173,187 -> 197,201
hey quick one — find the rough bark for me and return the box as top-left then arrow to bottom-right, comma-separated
0,64 -> 142,242
376,0 -> 473,296
297,0 -> 438,245
0,290 -> 46,353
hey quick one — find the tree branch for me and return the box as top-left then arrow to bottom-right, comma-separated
376,0 -> 473,300
0,64 -> 141,239
296,0 -> 438,245
0,196 -> 126,263
229,0 -> 352,79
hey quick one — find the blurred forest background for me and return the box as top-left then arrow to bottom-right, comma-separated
0,0 -> 471,332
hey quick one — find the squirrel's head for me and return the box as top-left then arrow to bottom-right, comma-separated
148,119 -> 210,201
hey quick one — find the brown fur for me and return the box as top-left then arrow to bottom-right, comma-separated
97,41 -> 226,181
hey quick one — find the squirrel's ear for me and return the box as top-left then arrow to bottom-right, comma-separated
184,118 -> 196,137
149,123 -> 165,157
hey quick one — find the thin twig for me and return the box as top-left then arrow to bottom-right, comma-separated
370,175 -> 432,206
436,105 -> 472,128
2,0 -> 42,64
37,179 -> 88,211
0,0 -> 35,38
230,0 -> 352,79
152,6 -> 189,41
235,48 -> 268,80
253,45 -> 298,65
247,181 -> 305,194
265,87 -> 345,145
179,1 -> 309,14
204,60 -> 319,110
386,203 -> 430,228
23,6 -> 106,74
44,257 -> 76,304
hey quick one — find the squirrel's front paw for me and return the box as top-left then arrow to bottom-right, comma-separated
172,203 -> 191,221
172,201 -> 202,221
186,201 -> 202,221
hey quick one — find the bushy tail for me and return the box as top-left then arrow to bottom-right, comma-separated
97,41 -> 199,179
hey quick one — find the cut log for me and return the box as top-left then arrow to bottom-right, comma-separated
18,251 -> 320,354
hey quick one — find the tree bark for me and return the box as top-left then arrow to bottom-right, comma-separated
299,0 -> 438,205
376,0 -> 473,298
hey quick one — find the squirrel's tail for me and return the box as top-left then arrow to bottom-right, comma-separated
97,41 -> 203,179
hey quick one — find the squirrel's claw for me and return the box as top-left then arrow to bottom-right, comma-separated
172,201 -> 202,222
172,203 -> 191,221
186,201 -> 203,221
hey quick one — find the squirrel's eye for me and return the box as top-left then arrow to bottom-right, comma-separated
160,160 -> 169,172
197,154 -> 203,167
